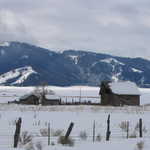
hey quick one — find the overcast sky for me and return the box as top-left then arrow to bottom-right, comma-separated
0,0 -> 150,59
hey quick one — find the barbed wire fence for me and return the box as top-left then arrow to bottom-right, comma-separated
0,114 -> 149,148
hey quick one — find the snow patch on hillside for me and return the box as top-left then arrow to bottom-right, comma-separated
0,66 -> 37,85
12,67 -> 37,85
69,55 -> 79,64
21,55 -> 29,59
101,58 -> 124,65
132,67 -> 143,73
0,42 -> 10,47
112,72 -> 121,82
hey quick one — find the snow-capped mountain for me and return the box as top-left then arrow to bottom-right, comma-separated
0,41 -> 150,87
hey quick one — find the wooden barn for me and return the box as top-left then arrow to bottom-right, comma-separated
99,81 -> 140,106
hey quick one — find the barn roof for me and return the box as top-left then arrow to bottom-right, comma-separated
109,81 -> 140,95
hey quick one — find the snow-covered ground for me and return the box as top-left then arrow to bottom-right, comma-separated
0,86 -> 149,149
0,105 -> 149,150
0,86 -> 150,105
3,139 -> 150,150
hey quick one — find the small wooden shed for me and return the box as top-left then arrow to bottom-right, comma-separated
12,93 -> 61,105
99,81 -> 140,106
18,94 -> 39,105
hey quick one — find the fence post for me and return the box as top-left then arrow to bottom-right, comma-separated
14,117 -> 22,148
106,114 -> 111,141
65,122 -> 74,140
126,121 -> 129,139
48,123 -> 50,145
93,120 -> 95,142
139,118 -> 142,138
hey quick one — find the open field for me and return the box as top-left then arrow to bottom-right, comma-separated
0,104 -> 149,150
0,86 -> 150,149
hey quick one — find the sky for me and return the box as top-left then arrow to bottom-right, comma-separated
0,0 -> 150,59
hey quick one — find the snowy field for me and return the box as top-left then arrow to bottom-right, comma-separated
0,105 -> 150,150
0,86 -> 150,149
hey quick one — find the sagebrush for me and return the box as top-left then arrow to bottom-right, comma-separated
58,136 -> 74,146
79,131 -> 87,140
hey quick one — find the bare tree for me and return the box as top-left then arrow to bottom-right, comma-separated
33,82 -> 55,104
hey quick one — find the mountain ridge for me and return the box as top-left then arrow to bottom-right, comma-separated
0,41 -> 150,87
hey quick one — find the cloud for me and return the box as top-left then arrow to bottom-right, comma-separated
0,9 -> 36,43
0,0 -> 150,59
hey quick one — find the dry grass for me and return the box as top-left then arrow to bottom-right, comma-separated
51,129 -> 64,136
136,141 -> 144,150
58,136 -> 74,146
96,134 -> 102,142
119,121 -> 129,132
19,131 -> 33,146
129,131 -> 137,138
79,131 -> 87,140
40,128 -> 48,137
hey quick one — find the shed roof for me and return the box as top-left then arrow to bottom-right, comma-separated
109,81 -> 140,95
45,94 -> 60,100
20,93 -> 37,100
